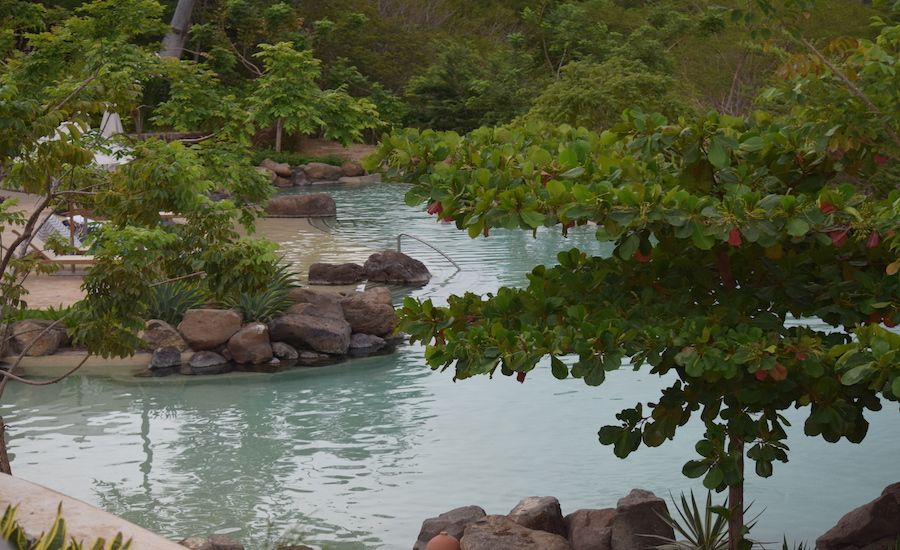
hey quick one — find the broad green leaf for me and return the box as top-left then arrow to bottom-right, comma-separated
708,137 -> 729,169
786,218 -> 810,237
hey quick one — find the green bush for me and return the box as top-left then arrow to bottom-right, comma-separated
5,305 -> 72,323
249,149 -> 347,168
145,282 -> 208,325
221,263 -> 300,322
1,504 -> 131,550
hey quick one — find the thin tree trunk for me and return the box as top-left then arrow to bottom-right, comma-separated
728,436 -> 744,550
160,0 -> 197,59
0,416 -> 10,475
275,118 -> 284,152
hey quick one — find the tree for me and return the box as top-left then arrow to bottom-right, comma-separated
0,0 -> 275,472
366,18 -> 899,550
160,0 -> 196,58
246,42 -> 380,151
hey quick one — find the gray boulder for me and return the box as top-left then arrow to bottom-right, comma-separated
610,489 -> 674,550
140,319 -> 189,351
271,341 -> 299,361
565,509 -> 616,550
178,309 -> 242,351
340,161 -> 366,177
340,288 -> 397,337
364,250 -> 430,285
269,314 -> 351,355
10,319 -> 67,356
348,333 -> 387,357
260,158 -> 292,178
508,496 -> 567,537
264,193 -> 336,218
414,505 -> 487,550
297,351 -> 333,366
227,323 -> 273,365
179,537 -> 213,550
338,174 -> 382,185
150,346 -> 182,371
187,351 -> 229,375
287,288 -> 346,320
461,515 -> 572,550
208,534 -> 245,550
308,263 -> 365,285
817,482 -> 900,550
302,162 -> 344,182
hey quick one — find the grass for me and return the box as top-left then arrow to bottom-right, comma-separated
250,149 -> 346,168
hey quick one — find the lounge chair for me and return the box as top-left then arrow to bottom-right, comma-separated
11,231 -> 94,267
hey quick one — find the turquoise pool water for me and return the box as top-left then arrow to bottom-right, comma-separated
3,183 -> 899,549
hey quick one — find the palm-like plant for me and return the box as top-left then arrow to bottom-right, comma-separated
648,491 -> 762,550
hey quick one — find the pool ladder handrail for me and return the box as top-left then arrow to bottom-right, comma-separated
397,233 -> 461,272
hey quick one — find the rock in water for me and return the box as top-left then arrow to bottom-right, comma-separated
610,489 -> 674,550
340,161 -> 366,177
508,496 -> 567,537
308,263 -> 365,285
364,250 -> 430,285
227,323 -> 273,365
150,346 -> 182,371
564,509 -> 616,550
264,193 -> 336,218
302,162 -> 344,182
348,333 -> 387,356
177,309 -> 242,350
268,314 -> 351,355
460,515 -> 572,550
341,288 -> 397,337
271,341 -> 299,361
260,158 -> 292,177
414,506 -> 487,550
187,351 -> 230,375
817,482 -> 900,550
9,319 -> 67,356
140,319 -> 188,351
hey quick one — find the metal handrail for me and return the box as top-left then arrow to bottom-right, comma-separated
397,233 -> 461,272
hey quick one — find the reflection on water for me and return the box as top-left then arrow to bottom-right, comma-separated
4,183 -> 900,549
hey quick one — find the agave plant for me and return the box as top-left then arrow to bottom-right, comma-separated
145,281 -> 208,326
780,537 -> 809,550
1,504 -> 131,550
648,491 -> 763,550
221,263 -> 300,323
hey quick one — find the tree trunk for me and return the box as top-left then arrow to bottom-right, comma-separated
0,417 -> 11,475
728,437 -> 744,550
160,0 -> 197,59
275,118 -> 284,152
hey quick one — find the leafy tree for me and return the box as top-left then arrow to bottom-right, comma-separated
367,17 -> 899,550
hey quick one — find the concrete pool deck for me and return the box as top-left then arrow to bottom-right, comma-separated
0,473 -> 184,549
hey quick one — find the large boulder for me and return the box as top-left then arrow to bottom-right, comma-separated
348,333 -> 386,357
179,537 -> 214,550
149,346 -> 182,372
269,314 -> 351,355
302,162 -> 344,182
308,263 -> 365,285
287,288 -> 346,320
340,161 -> 366,177
260,158 -> 292,178
9,319 -> 68,356
140,319 -> 189,351
610,489 -> 674,550
565,509 -> 616,550
414,506 -> 487,550
227,323 -> 273,365
508,496 -> 567,537
187,351 -> 230,375
177,309 -> 242,351
340,288 -> 396,337
817,482 -> 900,550
274,176 -> 293,188
271,341 -> 299,361
461,515 -> 572,550
364,250 -> 431,285
264,193 -> 336,218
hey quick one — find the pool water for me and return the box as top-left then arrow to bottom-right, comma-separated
4,183 -> 899,549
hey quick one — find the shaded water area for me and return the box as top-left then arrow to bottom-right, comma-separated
4,183 -> 899,549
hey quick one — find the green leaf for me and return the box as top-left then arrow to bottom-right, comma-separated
739,136 -> 764,152
551,356 -> 568,379
708,137 -> 729,169
703,466 -> 724,489
892,377 -> 900,399
560,167 -> 585,179
618,233 -> 640,260
786,218 -> 810,237
546,179 -> 566,199
520,209 -> 546,228
683,460 -> 708,478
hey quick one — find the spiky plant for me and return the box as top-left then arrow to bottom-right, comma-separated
145,281 -> 208,326
1,504 -> 131,550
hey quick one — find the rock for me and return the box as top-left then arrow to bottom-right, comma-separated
291,166 -> 310,186
414,506 -> 487,550
340,288 -> 397,337
264,193 -> 336,218
257,167 -> 277,183
188,351 -> 230,375
276,546 -> 314,550
274,176 -> 293,188
461,515 -> 572,550
271,342 -> 299,361
302,162 -> 344,182
565,509 -> 616,550
338,174 -> 382,185
140,319 -> 188,351
297,350 -> 333,366
308,263 -> 365,285
208,534 -> 244,550
178,309 -> 242,351
150,346 -> 182,370
348,333 -> 387,356
227,323 -> 273,365
260,158 -> 292,177
364,250 -> 430,285
508,496 -> 567,537
287,288 -> 346,320
817,482 -> 900,550
269,314 -> 351,355
610,489 -> 674,550
179,537 -> 213,550
9,320 -> 67,356
340,160 -> 366,177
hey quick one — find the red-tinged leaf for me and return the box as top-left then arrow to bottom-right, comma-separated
516,371 -> 527,383
771,363 -> 788,381
794,352 -> 807,361
829,229 -> 849,247
867,231 -> 880,249
820,201 -> 837,214
885,316 -> 897,328
426,201 -> 443,215
868,312 -> 883,325
874,154 -> 888,165
755,370 -> 768,381
483,226 -> 490,237
633,249 -> 652,263
728,227 -> 742,247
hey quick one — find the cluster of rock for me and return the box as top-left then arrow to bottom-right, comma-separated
309,250 -> 431,286
143,286 -> 399,376
5,319 -> 72,357
414,490 -> 675,550
817,481 -> 900,550
258,158 -> 381,188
